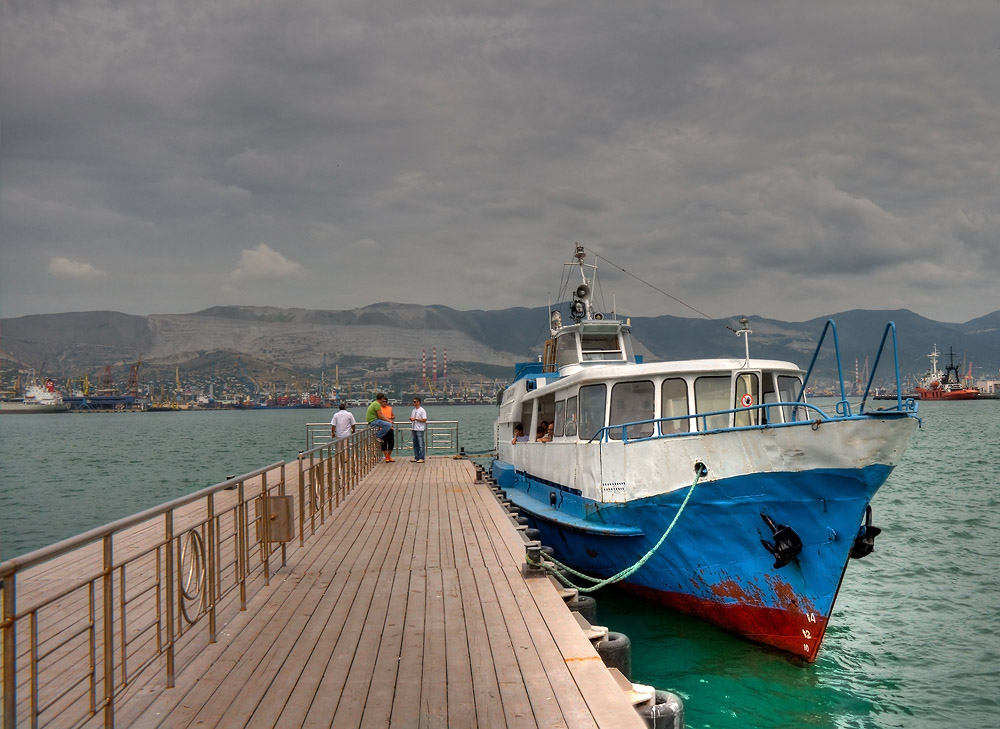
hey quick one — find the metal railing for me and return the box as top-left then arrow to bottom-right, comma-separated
306,420 -> 461,455
587,399 -> 919,444
296,428 -> 380,541
1,429 -> 379,729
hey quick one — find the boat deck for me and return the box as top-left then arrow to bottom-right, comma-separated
5,457 -> 646,728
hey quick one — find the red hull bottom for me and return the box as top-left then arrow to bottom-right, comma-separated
915,387 -> 978,400
620,582 -> 831,662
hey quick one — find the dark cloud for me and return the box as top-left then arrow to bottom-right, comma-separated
2,0 -> 998,323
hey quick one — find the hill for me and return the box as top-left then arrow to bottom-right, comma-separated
2,304 -> 998,397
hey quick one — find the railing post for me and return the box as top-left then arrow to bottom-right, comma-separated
348,435 -> 355,491
328,444 -> 337,508
297,452 -> 307,545
335,441 -> 340,499
279,463 -> 287,569
355,432 -> 360,483
261,470 -> 270,586
102,535 -> 115,728
164,511 -> 175,688
237,480 -> 247,610
309,451 -> 323,524
2,572 -> 16,729
207,493 -> 217,643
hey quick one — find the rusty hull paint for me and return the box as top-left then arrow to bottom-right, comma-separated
623,581 -> 831,662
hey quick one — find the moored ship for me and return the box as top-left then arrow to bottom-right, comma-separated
492,246 -> 920,661
0,378 -> 71,413
914,345 -> 979,400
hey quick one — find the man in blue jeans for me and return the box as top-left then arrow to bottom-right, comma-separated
409,396 -> 427,463
365,392 -> 392,440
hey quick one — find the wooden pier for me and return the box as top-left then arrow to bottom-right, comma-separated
3,455 -> 648,728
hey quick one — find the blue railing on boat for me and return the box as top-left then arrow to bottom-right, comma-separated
797,319 -> 911,417
587,398 -> 917,445
858,322 -> 907,415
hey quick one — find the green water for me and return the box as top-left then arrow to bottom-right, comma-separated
2,402 -> 997,727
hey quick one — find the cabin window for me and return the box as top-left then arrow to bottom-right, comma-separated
760,373 -> 778,423
578,384 -> 607,440
564,395 -> 578,437
609,380 -> 655,440
581,331 -> 622,361
519,403 -> 534,434
694,376 -> 731,430
734,373 -> 760,427
536,395 -> 556,438
660,378 -> 690,434
555,333 -> 580,367
778,375 -> 804,422
553,399 -> 566,437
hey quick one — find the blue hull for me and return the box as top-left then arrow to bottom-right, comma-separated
492,459 -> 893,660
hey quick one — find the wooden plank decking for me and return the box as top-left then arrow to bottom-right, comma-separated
18,456 -> 648,728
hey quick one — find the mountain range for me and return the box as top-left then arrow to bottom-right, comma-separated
2,304 -> 999,392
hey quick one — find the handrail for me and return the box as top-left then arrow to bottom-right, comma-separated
586,401 -> 830,443
0,462 -> 279,576
306,420 -> 461,455
858,322 -> 916,414
797,319 -> 851,417
1,430 -> 379,729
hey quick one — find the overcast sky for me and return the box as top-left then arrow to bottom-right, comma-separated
2,0 -> 998,324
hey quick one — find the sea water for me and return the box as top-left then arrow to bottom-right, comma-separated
1,402 -> 997,728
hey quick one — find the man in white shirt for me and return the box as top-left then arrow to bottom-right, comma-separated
331,402 -> 356,439
331,402 -> 357,481
409,397 -> 427,462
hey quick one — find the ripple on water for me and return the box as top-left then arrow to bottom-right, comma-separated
2,403 -> 998,728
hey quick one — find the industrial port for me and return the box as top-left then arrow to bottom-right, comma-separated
1,347 -> 508,412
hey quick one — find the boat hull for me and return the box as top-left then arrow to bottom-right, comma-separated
493,454 -> 901,662
915,387 -> 978,400
0,401 -> 71,413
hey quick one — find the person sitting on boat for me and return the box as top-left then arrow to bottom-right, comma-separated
512,423 -> 529,443
536,421 -> 553,442
539,422 -> 554,442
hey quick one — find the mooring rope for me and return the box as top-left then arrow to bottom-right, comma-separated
526,471 -> 701,594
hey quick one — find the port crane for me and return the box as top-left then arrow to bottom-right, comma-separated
127,353 -> 143,398
67,374 -> 90,396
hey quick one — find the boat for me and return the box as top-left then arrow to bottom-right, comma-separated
914,345 -> 979,400
491,246 -> 920,662
0,378 -> 72,413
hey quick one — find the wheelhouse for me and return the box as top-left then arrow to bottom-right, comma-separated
551,320 -> 637,372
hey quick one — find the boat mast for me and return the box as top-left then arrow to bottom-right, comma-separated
567,244 -> 600,323
736,316 -> 753,366
927,345 -> 941,378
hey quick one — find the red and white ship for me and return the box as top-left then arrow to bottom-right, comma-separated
915,346 -> 979,400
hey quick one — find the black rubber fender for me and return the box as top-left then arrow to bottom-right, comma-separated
523,528 -> 541,541
566,594 -> 597,623
596,630 -> 630,680
636,689 -> 684,729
